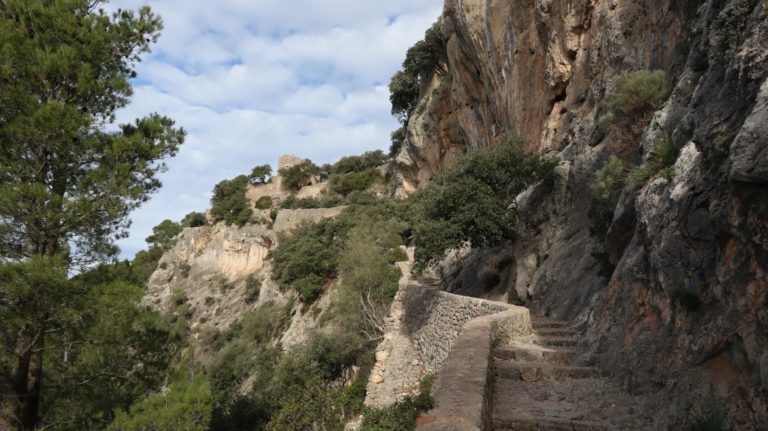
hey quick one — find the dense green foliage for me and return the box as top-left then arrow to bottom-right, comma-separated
411,133 -> 557,271
331,150 -> 389,175
332,217 -> 406,340
279,194 -> 345,210
389,70 -> 421,124
359,374 -> 435,431
601,70 -> 671,131
110,368 -> 212,431
210,175 -> 252,226
182,212 -> 209,228
249,165 -> 273,184
593,155 -> 628,204
627,134 -> 682,186
0,1 -> 184,428
389,21 -> 446,124
254,195 -> 274,210
329,168 -> 383,196
390,127 -> 406,157
279,160 -> 321,191
269,218 -> 348,302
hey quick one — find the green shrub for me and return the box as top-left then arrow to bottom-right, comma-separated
279,160 -> 320,191
179,262 -> 191,278
159,290 -> 193,340
390,127 -> 406,157
389,70 -> 421,124
329,168 -> 383,196
390,247 -> 409,263
181,211 -> 208,228
249,164 -> 273,184
412,133 -> 556,272
245,275 -> 261,304
110,370 -> 212,431
332,222 -> 404,339
359,374 -> 435,431
403,22 -> 446,81
210,175 -> 252,226
332,150 -> 389,175
606,70 -> 671,124
291,273 -> 325,303
269,218 -> 349,303
279,194 -> 345,210
628,134 -> 681,186
593,155 -> 628,204
254,195 -> 273,210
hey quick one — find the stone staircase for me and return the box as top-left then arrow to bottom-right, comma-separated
492,318 -> 651,430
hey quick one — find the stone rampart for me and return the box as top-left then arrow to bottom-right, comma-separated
272,206 -> 346,234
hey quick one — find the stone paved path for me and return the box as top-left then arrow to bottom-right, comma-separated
492,317 -> 653,430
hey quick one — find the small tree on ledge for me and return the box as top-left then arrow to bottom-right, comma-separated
249,164 -> 273,184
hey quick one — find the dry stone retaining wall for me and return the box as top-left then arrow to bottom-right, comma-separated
272,207 -> 346,234
365,274 -> 531,410
401,286 -> 513,372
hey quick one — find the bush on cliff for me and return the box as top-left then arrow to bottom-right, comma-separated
210,175 -> 252,226
411,133 -> 557,272
389,21 -> 447,124
593,155 -> 628,204
598,69 -> 671,137
332,150 -> 389,175
329,168 -> 383,196
279,160 -> 321,191
268,218 -> 349,302
359,374 -> 435,431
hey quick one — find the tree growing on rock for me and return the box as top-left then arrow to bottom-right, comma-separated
249,164 -> 273,184
279,160 -> 321,191
411,133 -> 557,272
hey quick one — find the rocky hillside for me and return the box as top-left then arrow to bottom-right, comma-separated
145,155 -> 344,346
395,0 -> 768,428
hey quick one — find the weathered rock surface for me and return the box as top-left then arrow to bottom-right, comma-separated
398,0 -> 768,428
145,223 -> 282,330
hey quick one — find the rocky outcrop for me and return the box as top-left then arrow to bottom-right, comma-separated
145,223 -> 282,330
397,0 -> 768,428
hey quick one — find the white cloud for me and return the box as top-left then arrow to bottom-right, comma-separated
107,0 -> 442,258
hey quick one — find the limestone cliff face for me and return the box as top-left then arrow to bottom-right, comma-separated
145,155 -> 344,343
145,223 -> 283,331
398,0 -> 768,428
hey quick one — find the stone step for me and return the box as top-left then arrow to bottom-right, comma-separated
495,343 -> 577,364
496,360 -> 597,382
534,336 -> 579,348
493,378 -> 643,430
535,327 -> 578,337
530,319 -> 571,330
493,415 -> 611,430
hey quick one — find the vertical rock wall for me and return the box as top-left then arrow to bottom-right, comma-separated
394,0 -> 768,427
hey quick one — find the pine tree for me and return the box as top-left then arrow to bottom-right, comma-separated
0,1 -> 184,429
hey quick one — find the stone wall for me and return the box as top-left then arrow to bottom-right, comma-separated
401,286 -> 513,372
366,277 -> 530,408
418,308 -> 531,431
272,206 -> 346,234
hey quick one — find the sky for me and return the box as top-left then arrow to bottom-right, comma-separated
105,0 -> 444,259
